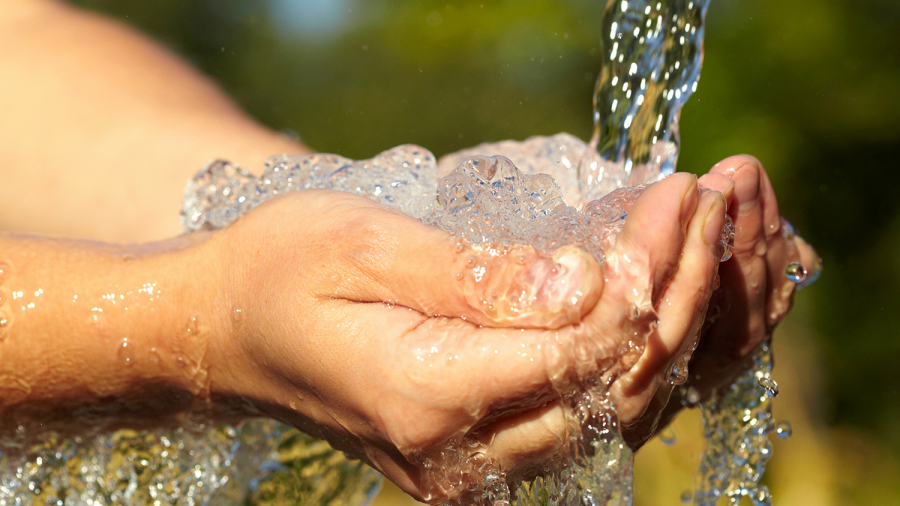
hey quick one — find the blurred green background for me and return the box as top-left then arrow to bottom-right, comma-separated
68,0 -> 900,503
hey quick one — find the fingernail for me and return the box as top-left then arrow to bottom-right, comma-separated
704,194 -> 727,251
733,162 -> 760,212
681,174 -> 699,224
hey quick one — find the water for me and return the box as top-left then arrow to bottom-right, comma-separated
580,0 -> 712,201
0,0 -> 804,504
0,420 -> 381,506
692,342 -> 777,506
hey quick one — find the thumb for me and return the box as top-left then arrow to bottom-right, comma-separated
323,201 -> 602,329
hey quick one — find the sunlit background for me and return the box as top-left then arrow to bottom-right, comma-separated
69,0 -> 900,503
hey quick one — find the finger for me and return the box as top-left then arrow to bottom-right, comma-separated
613,172 -> 700,305
475,400 -> 567,482
709,156 -> 770,355
757,167 -> 796,329
297,190 -> 603,329
655,189 -> 726,363
610,190 -> 725,414
698,172 -> 735,207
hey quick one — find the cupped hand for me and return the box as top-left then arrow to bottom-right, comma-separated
200,173 -> 727,503
652,156 -> 820,422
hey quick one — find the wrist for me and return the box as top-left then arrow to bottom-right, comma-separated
195,211 -> 346,443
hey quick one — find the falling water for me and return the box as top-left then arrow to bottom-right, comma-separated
580,0 -> 712,200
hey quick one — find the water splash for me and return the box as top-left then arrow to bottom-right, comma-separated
0,420 -> 381,506
693,342 -> 777,506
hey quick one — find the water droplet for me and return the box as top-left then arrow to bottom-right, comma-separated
0,314 -> 8,327
658,427 -> 677,446
775,421 -> 792,439
230,306 -> 243,325
466,256 -> 477,267
187,316 -> 199,334
455,271 -> 464,280
682,386 -> 701,407
680,489 -> 693,503
118,338 -> 133,364
758,377 -> 778,398
121,253 -> 138,262
785,261 -> 807,283
148,347 -> 160,364
383,301 -> 395,310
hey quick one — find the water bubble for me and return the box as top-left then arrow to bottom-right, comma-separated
682,386 -> 701,407
658,426 -> 677,446
775,422 -> 792,439
785,261 -> 807,283
758,377 -> 779,398
720,214 -> 735,261
118,338 -> 133,363
680,489 -> 693,503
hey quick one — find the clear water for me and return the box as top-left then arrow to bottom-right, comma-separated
0,0 -> 800,505
692,343 -> 777,506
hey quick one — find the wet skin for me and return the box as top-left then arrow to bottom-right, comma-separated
204,171 -> 729,502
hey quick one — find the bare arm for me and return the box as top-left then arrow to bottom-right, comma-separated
0,0 -> 310,242
0,232 -> 225,437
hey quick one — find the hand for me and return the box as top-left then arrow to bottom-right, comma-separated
200,173 -> 726,503
634,156 -> 820,439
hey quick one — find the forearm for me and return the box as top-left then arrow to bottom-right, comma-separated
0,232 -> 232,437
0,0 -> 310,242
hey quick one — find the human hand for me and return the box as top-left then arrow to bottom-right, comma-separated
200,173 -> 726,503
630,156 -> 820,441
